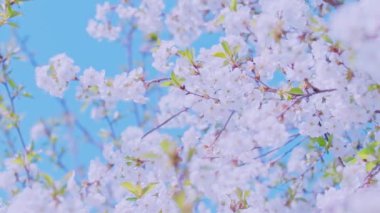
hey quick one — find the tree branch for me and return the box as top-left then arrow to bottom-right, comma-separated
142,107 -> 188,139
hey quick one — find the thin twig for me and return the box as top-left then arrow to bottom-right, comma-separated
59,99 -> 101,149
270,139 -> 305,165
360,164 -> 380,188
145,77 -> 171,88
253,134 -> 300,160
2,82 -> 32,182
182,87 -> 220,103
278,88 -> 336,119
105,115 -> 116,140
141,108 -> 188,139
214,110 -> 236,142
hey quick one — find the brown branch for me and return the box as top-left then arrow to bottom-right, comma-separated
105,114 -> 117,140
59,99 -> 101,149
214,110 -> 236,142
270,139 -> 305,166
145,77 -> 171,88
1,73 -> 32,182
182,86 -> 220,104
360,163 -> 380,188
141,107 -> 189,139
253,133 -> 300,160
278,88 -> 336,119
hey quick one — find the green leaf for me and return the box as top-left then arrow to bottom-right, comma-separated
178,49 -> 194,63
186,148 -> 196,161
344,156 -> 357,164
170,72 -> 185,88
27,151 -> 40,162
170,72 -> 180,86
8,9 -> 20,18
230,0 -> 238,11
366,161 -> 376,172
160,139 -> 173,154
368,84 -> 380,91
161,81 -> 173,87
236,188 -> 243,200
121,182 -> 140,196
213,51 -> 227,59
142,152 -> 160,159
310,136 -> 325,147
173,190 -> 186,210
243,190 -> 251,199
148,33 -> 158,42
221,41 -> 231,56
13,156 -> 24,166
42,173 -> 54,188
288,87 -> 304,95
121,182 -> 156,199
22,92 -> 33,98
8,78 -> 17,89
126,197 -> 138,201
141,183 -> 157,196
53,186 -> 66,197
8,22 -> 18,28
358,146 -> 375,160
326,134 -> 333,149
322,35 -> 333,44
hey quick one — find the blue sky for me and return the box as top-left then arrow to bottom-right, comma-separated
1,0 -> 211,178
0,0 -> 136,177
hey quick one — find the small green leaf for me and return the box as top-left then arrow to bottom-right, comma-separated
160,139 -> 173,154
13,156 -> 24,166
141,183 -> 157,196
142,152 -> 160,159
213,51 -> 227,59
8,22 -> 18,28
6,4 -> 21,19
173,190 -> 186,210
368,84 -> 380,91
42,173 -> 54,188
358,147 -> 375,160
121,182 -> 156,198
186,148 -> 196,161
221,41 -> 231,56
230,0 -> 238,11
344,156 -> 357,164
366,161 -> 376,172
178,49 -> 194,63
170,72 -> 185,88
288,87 -> 304,95
126,197 -> 138,201
53,186 -> 66,197
160,81 -> 173,87
322,35 -> 333,44
121,182 -> 139,196
243,190 -> 251,199
310,136 -> 331,149
236,188 -> 243,200
22,92 -> 33,98
148,33 -> 158,42
8,78 -> 17,89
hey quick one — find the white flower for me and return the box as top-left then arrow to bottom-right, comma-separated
95,2 -> 111,22
35,53 -> 79,97
115,4 -> 136,20
30,122 -> 46,141
86,19 -> 121,41
77,67 -> 105,101
152,41 -> 177,72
